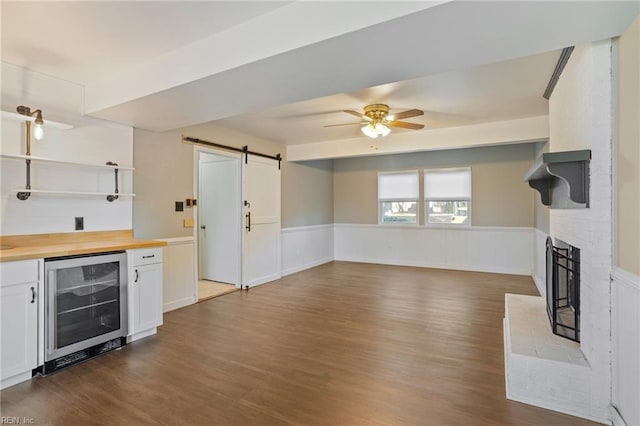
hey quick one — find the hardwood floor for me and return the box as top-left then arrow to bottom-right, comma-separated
1,262 -> 596,425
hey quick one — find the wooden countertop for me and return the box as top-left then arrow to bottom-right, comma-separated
0,230 -> 167,262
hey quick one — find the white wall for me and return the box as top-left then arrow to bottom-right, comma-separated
335,224 -> 533,276
548,40 -> 613,422
1,65 -> 133,236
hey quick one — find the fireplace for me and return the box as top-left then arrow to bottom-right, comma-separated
546,237 -> 580,342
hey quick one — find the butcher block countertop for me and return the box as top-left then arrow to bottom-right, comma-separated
0,230 -> 167,262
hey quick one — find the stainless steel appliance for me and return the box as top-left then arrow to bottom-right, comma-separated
44,251 -> 128,370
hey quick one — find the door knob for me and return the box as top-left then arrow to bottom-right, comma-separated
200,225 -> 206,229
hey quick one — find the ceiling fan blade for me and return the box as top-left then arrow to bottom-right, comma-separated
387,121 -> 424,130
344,110 -> 371,121
324,122 -> 366,127
387,109 -> 424,121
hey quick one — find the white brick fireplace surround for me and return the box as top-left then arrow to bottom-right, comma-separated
505,40 -> 614,423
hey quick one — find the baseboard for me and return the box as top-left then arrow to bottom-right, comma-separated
532,273 -> 545,297
163,296 -> 196,313
245,273 -> 281,288
0,370 -> 32,390
611,267 -> 640,290
610,405 -> 627,426
506,392 -> 610,425
127,327 -> 157,343
334,256 -> 531,276
282,256 -> 334,276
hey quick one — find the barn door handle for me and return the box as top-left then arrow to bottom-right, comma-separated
245,211 -> 251,232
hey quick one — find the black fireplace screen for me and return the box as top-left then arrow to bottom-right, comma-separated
546,237 -> 580,342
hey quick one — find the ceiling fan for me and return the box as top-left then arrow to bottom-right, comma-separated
325,104 -> 424,138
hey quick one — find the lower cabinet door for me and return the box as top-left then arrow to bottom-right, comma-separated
1,283 -> 38,381
131,263 -> 163,334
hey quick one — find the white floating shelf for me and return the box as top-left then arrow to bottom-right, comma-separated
1,111 -> 74,130
11,189 -> 135,197
0,154 -> 134,171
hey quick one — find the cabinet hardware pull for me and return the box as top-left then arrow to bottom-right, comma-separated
142,255 -> 155,259
246,211 -> 251,232
30,287 -> 36,303
135,269 -> 139,283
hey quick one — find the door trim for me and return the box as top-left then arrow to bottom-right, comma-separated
192,146 -> 243,297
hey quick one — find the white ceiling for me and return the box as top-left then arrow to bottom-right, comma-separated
214,50 -> 561,145
1,1 -> 638,158
1,1 -> 291,84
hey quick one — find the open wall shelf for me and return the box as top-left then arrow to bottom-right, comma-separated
10,189 -> 135,198
1,153 -> 133,202
0,154 -> 134,170
524,149 -> 591,208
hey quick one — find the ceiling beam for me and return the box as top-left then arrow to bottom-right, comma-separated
286,116 -> 549,161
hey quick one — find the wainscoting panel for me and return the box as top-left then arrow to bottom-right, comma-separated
334,224 -> 533,276
611,268 -> 640,426
159,237 -> 197,312
281,224 -> 334,276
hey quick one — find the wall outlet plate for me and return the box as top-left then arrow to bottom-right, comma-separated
183,218 -> 194,228
75,217 -> 84,231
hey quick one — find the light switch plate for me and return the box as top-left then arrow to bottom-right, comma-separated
183,218 -> 194,228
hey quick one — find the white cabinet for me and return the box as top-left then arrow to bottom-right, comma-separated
0,259 -> 41,389
127,248 -> 163,341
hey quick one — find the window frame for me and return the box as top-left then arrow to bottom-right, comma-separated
377,170 -> 420,225
423,167 -> 472,227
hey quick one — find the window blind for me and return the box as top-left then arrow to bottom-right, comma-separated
424,168 -> 471,200
378,171 -> 419,200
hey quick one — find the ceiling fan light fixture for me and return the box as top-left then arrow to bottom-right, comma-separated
361,121 -> 390,139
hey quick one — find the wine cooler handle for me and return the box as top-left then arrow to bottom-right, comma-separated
30,286 -> 36,303
134,269 -> 139,283
47,270 -> 56,356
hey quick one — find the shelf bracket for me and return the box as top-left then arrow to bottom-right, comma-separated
106,162 -> 119,202
528,179 -> 552,206
524,149 -> 591,208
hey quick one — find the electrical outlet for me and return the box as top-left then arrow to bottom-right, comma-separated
75,217 -> 84,231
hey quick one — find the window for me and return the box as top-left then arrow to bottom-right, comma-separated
378,171 -> 419,224
424,168 -> 471,226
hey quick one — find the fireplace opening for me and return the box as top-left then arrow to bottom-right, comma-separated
546,237 -> 580,342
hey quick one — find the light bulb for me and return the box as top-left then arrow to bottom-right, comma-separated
361,124 -> 378,138
33,123 -> 44,140
376,123 -> 391,137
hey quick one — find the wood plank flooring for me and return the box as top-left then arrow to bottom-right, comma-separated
0,262 -> 596,425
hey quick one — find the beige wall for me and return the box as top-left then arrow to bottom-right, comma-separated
133,122 -> 333,239
282,160 -> 334,227
334,143 -> 535,227
617,16 -> 640,275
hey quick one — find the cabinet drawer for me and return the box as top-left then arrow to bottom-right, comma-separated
129,248 -> 163,266
0,260 -> 39,287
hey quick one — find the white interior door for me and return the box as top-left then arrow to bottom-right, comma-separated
198,155 -> 241,285
242,155 -> 281,287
